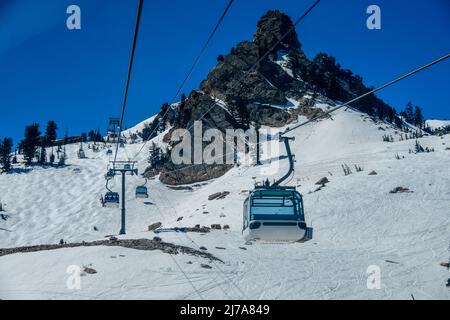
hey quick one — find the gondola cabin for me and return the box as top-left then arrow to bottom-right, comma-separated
104,192 -> 120,208
243,186 -> 312,242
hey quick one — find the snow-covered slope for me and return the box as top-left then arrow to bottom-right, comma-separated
1,106 -> 449,300
426,120 -> 450,130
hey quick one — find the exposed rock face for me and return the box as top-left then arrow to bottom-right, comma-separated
159,164 -> 233,186
254,10 -> 302,57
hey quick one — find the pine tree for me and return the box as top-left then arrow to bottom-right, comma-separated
179,93 -> 187,111
414,106 -> 424,129
22,123 -> 41,165
88,130 -> 96,142
0,137 -> 13,173
39,142 -> 47,165
148,142 -> 162,168
49,149 -> 55,165
402,102 -> 414,124
45,121 -> 58,146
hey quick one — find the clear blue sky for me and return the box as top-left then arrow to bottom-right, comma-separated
0,0 -> 449,145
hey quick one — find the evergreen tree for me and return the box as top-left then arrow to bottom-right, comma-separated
0,137 -> 13,173
49,149 -> 55,165
22,123 -> 41,165
38,142 -> 47,165
179,93 -> 187,111
88,130 -> 96,142
45,121 -> 58,146
402,102 -> 414,123
414,106 -> 424,129
394,116 -> 403,129
148,142 -> 162,168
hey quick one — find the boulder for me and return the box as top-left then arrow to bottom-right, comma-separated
315,177 -> 330,186
148,222 -> 162,232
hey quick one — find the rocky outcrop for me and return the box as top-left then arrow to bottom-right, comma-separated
142,9 -> 399,185
159,164 -> 233,186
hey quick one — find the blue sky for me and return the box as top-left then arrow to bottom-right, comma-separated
0,0 -> 449,145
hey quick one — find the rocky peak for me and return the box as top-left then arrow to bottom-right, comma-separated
254,10 -> 302,54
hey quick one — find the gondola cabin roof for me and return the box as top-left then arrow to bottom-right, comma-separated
251,186 -> 302,199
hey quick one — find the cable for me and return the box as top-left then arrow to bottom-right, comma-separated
134,0 -> 235,158
282,53 -> 450,136
168,253 -> 205,299
113,0 -> 145,165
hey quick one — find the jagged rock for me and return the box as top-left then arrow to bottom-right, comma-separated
254,10 -> 302,54
315,177 -> 330,186
390,187 -> 413,194
223,225 -> 230,230
83,266 -> 97,275
177,217 -> 183,222
199,246 -> 208,251
160,164 -> 233,186
201,264 -> 213,270
148,222 -> 162,232
369,171 -> 378,176
211,224 -> 222,230
208,192 -> 230,201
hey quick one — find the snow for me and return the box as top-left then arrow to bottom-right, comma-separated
1,106 -> 449,300
426,120 -> 450,130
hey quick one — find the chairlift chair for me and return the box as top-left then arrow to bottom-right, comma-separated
135,178 -> 149,198
135,186 -> 149,198
104,192 -> 120,208
105,169 -> 115,180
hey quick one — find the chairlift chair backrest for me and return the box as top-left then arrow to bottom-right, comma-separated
104,192 -> 120,208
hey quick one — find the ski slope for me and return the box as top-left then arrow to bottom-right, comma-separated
1,106 -> 449,300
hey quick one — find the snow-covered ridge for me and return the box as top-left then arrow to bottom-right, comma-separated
426,119 -> 450,130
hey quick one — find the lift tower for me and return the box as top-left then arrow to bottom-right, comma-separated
110,161 -> 138,235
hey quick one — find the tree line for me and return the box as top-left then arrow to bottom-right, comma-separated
0,121 -> 105,173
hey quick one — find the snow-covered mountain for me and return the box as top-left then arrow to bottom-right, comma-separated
1,10 -> 449,300
1,104 -> 449,299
